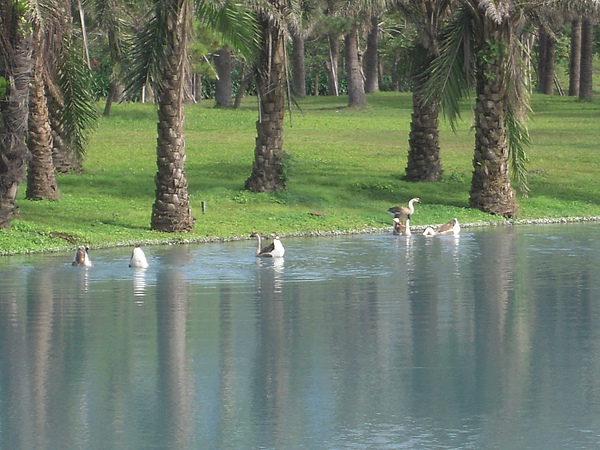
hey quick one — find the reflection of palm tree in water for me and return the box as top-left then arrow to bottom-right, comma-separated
156,269 -> 192,448
252,257 -> 289,443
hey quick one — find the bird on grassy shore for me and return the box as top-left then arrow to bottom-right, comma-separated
387,197 -> 421,224
251,232 -> 285,258
129,245 -> 149,268
422,218 -> 461,236
393,217 -> 412,236
72,245 -> 92,267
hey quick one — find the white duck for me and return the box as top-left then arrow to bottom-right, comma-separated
422,218 -> 460,236
72,245 -> 92,267
393,217 -> 412,236
252,232 -> 285,258
129,245 -> 149,268
387,197 -> 421,224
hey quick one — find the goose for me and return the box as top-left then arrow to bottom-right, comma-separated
393,217 -> 412,236
422,218 -> 460,236
72,245 -> 92,267
129,245 -> 149,268
251,232 -> 285,258
387,197 -> 421,224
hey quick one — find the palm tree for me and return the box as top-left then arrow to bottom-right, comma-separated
400,0 -> 453,182
424,1 -> 533,217
579,16 -> 593,101
568,16 -> 581,96
245,0 -> 292,192
0,1 -> 33,228
126,0 -> 256,232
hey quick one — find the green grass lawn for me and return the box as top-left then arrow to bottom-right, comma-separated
2,91 -> 600,255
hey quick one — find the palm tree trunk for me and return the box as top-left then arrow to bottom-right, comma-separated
364,15 -> 379,94
569,17 -> 582,97
291,31 -> 307,98
405,91 -> 442,181
469,40 -> 517,218
0,33 -> 33,228
27,72 -> 59,199
151,0 -> 194,232
245,15 -> 287,193
214,47 -> 233,107
27,30 -> 60,200
579,17 -> 593,101
345,25 -> 367,107
538,27 -> 555,95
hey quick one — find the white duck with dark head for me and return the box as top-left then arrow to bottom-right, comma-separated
129,245 -> 149,268
387,197 -> 421,224
72,245 -> 92,267
251,232 -> 285,258
422,218 -> 460,236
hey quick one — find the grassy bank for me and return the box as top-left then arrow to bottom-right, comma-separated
2,91 -> 600,255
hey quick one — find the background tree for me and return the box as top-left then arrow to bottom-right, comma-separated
245,0 -> 294,192
126,0 -> 257,232
568,16 -> 581,96
579,16 -> 594,100
400,0 -> 452,182
0,0 -> 33,228
424,1 -> 536,217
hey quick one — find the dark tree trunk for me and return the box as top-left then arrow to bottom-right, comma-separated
324,34 -> 340,96
291,31 -> 306,98
245,13 -> 287,193
364,15 -> 379,94
0,33 -> 33,228
405,92 -> 442,182
26,35 -> 60,201
538,27 -> 555,95
345,26 -> 367,107
214,47 -> 233,107
579,17 -> 593,101
151,0 -> 194,232
537,27 -> 547,92
234,70 -> 253,109
470,34 -> 517,218
569,17 -> 582,97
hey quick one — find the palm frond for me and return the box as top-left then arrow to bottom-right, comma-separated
123,8 -> 170,99
57,38 -> 99,157
420,8 -> 475,130
195,0 -> 259,61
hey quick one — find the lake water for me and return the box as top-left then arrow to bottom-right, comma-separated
1,223 -> 600,449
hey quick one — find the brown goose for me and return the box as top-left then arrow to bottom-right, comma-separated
393,217 -> 412,236
72,245 -> 92,267
251,232 -> 285,258
387,197 -> 421,224
422,218 -> 460,236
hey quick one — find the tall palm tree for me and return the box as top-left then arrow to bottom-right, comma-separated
126,0 -> 256,231
568,16 -> 581,96
400,0 -> 453,182
0,0 -> 33,228
424,1 -> 532,217
579,16 -> 593,100
245,0 -> 293,192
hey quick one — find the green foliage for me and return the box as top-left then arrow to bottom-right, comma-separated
0,77 -> 7,99
58,39 -> 100,157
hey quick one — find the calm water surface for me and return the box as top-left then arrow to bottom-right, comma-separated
1,223 -> 600,449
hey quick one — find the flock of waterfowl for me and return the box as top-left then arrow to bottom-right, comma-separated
388,197 -> 460,237
71,198 -> 457,267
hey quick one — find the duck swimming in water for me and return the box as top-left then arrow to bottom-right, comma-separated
129,245 -> 149,268
251,232 -> 285,257
72,245 -> 92,267
393,217 -> 412,236
422,218 -> 460,236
